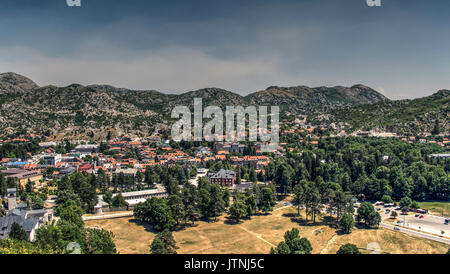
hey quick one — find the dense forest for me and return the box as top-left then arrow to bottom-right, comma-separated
268,137 -> 449,201
0,140 -> 42,160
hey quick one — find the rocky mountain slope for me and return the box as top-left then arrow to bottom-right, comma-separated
246,84 -> 387,114
310,90 -> 449,135
0,72 -> 446,139
0,72 -> 39,95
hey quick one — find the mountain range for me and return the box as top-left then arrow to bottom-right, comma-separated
0,72 -> 447,140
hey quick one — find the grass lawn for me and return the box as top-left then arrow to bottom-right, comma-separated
418,202 -> 450,217
85,207 -> 449,254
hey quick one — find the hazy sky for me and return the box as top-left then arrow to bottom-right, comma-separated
1,0 -> 449,99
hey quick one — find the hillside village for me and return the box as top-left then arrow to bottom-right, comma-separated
0,117 -> 449,247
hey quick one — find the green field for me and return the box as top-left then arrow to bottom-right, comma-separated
418,202 -> 450,217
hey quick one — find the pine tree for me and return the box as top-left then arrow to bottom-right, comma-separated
432,119 -> 440,135
9,222 -> 28,241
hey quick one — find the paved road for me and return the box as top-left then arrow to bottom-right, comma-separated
401,214 -> 450,236
381,222 -> 450,245
378,205 -> 449,238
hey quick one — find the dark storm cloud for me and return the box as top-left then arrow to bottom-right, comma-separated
0,0 -> 449,98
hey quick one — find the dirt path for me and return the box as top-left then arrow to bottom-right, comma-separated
190,227 -> 214,252
239,226 -> 276,248
273,205 -> 292,212
83,211 -> 133,221
320,233 -> 338,254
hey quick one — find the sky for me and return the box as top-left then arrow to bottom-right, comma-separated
0,0 -> 450,99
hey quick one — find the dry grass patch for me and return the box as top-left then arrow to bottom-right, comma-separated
326,228 -> 449,254
86,217 -> 155,254
86,207 -> 449,254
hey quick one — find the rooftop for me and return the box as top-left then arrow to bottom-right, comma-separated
209,169 -> 236,179
119,188 -> 166,198
0,210 -> 39,239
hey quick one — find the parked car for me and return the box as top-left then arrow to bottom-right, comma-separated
394,227 -> 400,231
419,215 -> 424,219
385,209 -> 391,214
415,214 -> 419,217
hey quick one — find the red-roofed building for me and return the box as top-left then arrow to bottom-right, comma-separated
78,163 -> 93,172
